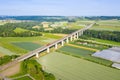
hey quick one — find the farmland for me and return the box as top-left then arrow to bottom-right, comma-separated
90,20 -> 120,31
57,45 -> 112,66
14,76 -> 32,80
0,17 -> 120,80
12,42 -> 42,51
0,46 -> 15,55
14,28 -> 29,33
37,52 -> 120,80
79,38 -> 120,47
0,33 -> 62,55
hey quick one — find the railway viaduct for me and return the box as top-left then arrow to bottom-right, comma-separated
0,23 -> 95,72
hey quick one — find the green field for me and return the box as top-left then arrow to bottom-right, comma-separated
14,76 -> 32,80
80,38 -> 120,46
58,45 -> 112,66
12,42 -> 42,51
93,38 -> 120,46
0,46 -> 15,55
0,32 -> 62,54
37,52 -> 120,80
97,20 -> 120,26
90,20 -> 120,31
14,28 -> 29,33
90,25 -> 120,31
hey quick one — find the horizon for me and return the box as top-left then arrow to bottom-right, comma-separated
0,0 -> 120,16
0,15 -> 120,17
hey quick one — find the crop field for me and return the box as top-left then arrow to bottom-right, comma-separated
14,28 -> 29,33
14,76 -> 32,80
82,38 -> 120,46
12,42 -> 42,51
93,38 -> 120,46
0,33 -> 62,54
68,20 -> 94,29
78,20 -> 94,24
69,23 -> 84,29
90,20 -> 120,31
0,46 -> 15,55
97,20 -> 120,26
37,52 -> 120,80
58,45 -> 112,66
43,33 -> 63,39
90,25 -> 120,31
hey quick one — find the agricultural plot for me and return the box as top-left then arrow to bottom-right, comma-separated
14,28 -> 29,33
71,41 -> 108,50
12,42 -> 42,51
0,33 -> 61,54
77,20 -> 94,24
43,33 -> 63,39
90,20 -> 120,31
58,45 -> 112,66
90,25 -> 120,31
97,20 -> 120,26
14,76 -> 32,80
0,46 -> 15,55
85,38 -> 120,46
37,52 -> 120,80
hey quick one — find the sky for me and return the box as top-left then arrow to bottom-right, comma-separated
0,0 -> 120,16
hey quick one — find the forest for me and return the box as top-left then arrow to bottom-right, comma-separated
83,30 -> 120,42
0,22 -> 42,37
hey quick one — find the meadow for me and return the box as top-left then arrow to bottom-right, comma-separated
37,52 -> 120,80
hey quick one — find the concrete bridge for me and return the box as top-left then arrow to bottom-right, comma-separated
0,23 -> 95,72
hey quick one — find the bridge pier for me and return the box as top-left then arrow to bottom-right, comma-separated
81,30 -> 83,35
76,33 -> 79,39
36,53 -> 39,58
61,40 -> 64,46
74,34 -> 76,40
79,32 -> 82,36
70,36 -> 73,41
47,47 -> 50,53
66,38 -> 69,43
55,44 -> 58,49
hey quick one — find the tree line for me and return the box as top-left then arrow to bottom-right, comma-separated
0,22 -> 42,37
0,21 -> 77,37
45,27 -> 77,34
0,55 -> 19,65
83,30 -> 120,42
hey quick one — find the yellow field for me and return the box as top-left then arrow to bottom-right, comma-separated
67,44 -> 99,52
